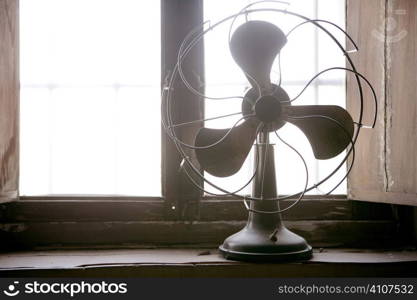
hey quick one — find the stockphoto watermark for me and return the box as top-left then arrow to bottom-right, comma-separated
2,280 -> 128,297
372,7 -> 408,43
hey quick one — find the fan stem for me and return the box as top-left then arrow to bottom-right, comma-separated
248,135 -> 283,231
218,133 -> 312,261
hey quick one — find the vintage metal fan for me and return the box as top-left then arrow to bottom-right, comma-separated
162,3 -> 377,262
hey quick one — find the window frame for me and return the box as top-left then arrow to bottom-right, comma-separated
346,0 -> 417,206
0,0 -> 402,250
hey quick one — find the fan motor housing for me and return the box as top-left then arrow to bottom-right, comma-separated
255,95 -> 282,122
242,84 -> 291,131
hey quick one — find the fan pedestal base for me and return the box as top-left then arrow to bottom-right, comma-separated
219,224 -> 312,262
219,139 -> 312,262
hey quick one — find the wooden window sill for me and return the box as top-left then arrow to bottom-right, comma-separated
1,248 -> 416,277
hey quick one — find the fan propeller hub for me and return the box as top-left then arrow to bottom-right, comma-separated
255,95 -> 282,123
242,84 -> 290,131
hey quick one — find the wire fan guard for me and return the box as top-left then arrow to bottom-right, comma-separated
162,2 -> 377,261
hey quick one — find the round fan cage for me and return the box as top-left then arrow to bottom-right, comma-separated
162,1 -> 377,261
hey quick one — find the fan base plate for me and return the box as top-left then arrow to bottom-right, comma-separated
219,245 -> 312,262
219,225 -> 312,262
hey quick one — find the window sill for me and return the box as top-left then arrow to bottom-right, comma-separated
0,197 -> 397,249
0,248 -> 417,277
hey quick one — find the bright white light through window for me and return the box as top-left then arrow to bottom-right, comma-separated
20,0 -> 161,196
204,0 -> 346,195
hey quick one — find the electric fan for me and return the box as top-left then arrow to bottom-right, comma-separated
162,2 -> 377,262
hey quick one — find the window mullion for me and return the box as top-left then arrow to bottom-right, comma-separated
161,0 -> 204,220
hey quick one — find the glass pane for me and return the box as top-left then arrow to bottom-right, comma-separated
204,0 -> 346,196
20,0 -> 161,196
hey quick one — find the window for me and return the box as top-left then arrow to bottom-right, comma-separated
19,0 -> 346,199
2,0 -> 411,249
204,0 -> 347,195
19,0 -> 161,196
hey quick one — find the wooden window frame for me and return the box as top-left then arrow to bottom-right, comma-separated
346,0 -> 417,206
1,0 -> 410,250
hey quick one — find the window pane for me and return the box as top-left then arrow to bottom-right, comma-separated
204,0 -> 346,195
20,0 -> 161,196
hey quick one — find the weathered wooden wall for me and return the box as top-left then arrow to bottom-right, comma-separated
384,0 -> 417,199
347,0 -> 417,206
0,0 -> 19,203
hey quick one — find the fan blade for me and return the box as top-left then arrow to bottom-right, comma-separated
286,105 -> 354,159
194,118 -> 259,177
230,20 -> 286,91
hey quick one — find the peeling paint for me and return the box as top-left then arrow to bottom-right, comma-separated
383,0 -> 394,192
